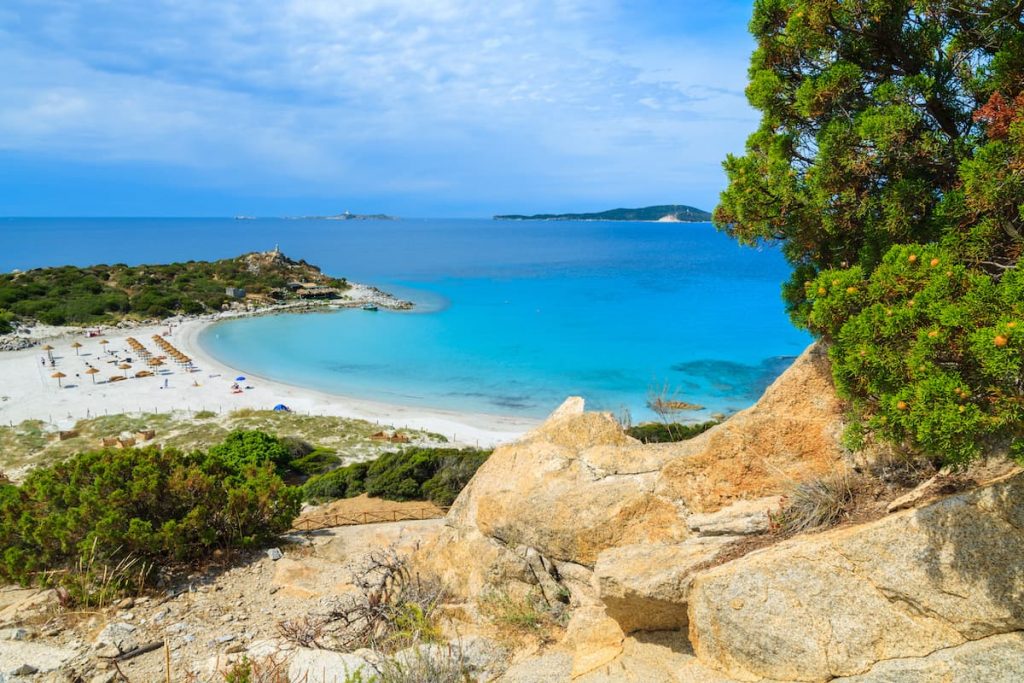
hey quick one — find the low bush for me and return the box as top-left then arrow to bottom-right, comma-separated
0,310 -> 14,334
0,436 -> 301,602
303,448 -> 490,505
626,420 -> 719,444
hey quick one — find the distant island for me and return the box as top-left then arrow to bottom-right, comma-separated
494,204 -> 712,222
282,211 -> 397,221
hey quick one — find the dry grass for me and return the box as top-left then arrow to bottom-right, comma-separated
478,589 -> 565,649
772,473 -> 854,534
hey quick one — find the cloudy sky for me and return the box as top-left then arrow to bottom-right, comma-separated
0,1 -> 757,217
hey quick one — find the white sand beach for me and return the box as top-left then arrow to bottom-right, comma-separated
0,315 -> 540,447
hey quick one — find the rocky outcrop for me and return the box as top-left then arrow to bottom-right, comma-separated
688,472 -> 1024,682
655,343 -> 850,514
423,345 -> 847,605
420,397 -> 689,601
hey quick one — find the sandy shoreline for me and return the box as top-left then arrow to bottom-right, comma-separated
0,298 -> 540,448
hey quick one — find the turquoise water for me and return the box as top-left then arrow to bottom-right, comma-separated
1,218 -> 811,420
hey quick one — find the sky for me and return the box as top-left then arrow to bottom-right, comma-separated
0,1 -> 758,217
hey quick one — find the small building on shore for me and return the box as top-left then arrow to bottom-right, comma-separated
225,287 -> 246,299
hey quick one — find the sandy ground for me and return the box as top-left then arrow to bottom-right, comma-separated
0,314 -> 539,448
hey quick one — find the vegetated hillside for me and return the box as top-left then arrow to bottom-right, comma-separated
0,250 -> 347,327
494,204 -> 711,221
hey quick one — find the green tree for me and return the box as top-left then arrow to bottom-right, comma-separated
717,1 -> 1024,463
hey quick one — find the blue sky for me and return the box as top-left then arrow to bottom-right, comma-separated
0,1 -> 757,217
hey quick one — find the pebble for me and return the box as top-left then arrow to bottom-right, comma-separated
266,548 -> 283,561
94,644 -> 120,659
1,628 -> 28,641
115,597 -> 134,609
216,634 -> 236,644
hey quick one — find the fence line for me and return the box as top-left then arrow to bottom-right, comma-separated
291,506 -> 448,532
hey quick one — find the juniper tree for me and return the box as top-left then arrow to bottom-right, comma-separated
716,0 -> 1024,463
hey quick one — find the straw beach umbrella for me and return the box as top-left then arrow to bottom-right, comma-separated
100,339 -> 110,353
71,341 -> 83,355
85,367 -> 100,384
51,371 -> 66,387
118,362 -> 132,378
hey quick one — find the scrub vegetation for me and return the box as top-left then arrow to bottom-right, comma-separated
0,251 -> 347,326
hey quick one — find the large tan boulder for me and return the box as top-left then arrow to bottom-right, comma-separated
688,472 -> 1024,682
656,343 -> 850,513
420,397 -> 689,599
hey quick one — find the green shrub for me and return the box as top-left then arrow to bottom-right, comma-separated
302,448 -> 490,505
626,421 -> 719,444
0,437 -> 301,601
303,461 -> 370,502
0,310 -> 14,334
208,430 -> 293,472
289,447 -> 341,476
806,245 -> 1023,464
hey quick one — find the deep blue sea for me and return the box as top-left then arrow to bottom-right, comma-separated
0,217 -> 811,421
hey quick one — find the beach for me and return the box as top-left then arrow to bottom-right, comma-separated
0,311 -> 540,448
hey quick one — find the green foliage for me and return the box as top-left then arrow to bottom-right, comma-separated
303,448 -> 491,505
718,1 -> 1024,464
0,253 -> 348,325
626,420 -> 719,443
208,430 -> 294,472
304,461 -> 371,502
0,436 -> 301,600
0,310 -> 15,334
807,246 -> 1023,463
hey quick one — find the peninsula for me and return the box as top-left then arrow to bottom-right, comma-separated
494,204 -> 711,222
0,248 -> 409,331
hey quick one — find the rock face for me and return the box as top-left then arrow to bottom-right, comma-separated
423,345 -> 847,604
655,343 -> 850,514
688,472 -> 1024,682
833,631 -> 1024,682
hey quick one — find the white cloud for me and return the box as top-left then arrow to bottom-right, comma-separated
0,0 -> 757,210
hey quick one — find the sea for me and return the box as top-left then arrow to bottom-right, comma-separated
0,217 -> 811,422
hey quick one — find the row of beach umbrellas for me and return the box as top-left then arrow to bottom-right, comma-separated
46,336 -> 179,388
